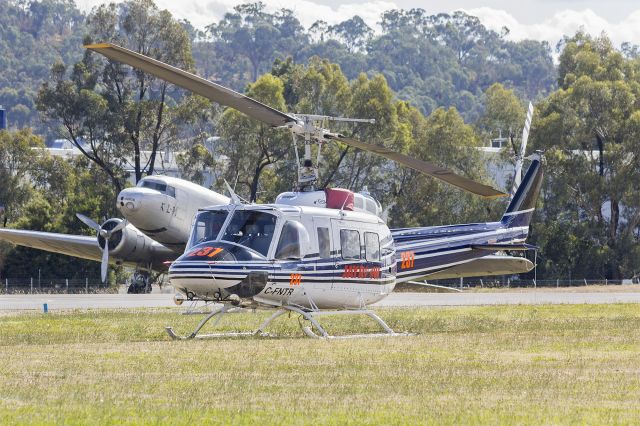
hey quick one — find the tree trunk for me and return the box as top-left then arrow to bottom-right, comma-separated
147,84 -> 167,176
250,159 -> 270,202
595,132 -> 604,176
321,146 -> 349,188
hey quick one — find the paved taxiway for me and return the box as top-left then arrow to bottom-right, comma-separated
1,291 -> 640,311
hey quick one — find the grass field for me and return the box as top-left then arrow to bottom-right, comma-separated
1,304 -> 639,424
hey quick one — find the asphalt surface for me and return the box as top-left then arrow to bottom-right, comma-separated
1,291 -> 640,311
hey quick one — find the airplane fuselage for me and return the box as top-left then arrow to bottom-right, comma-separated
117,176 -> 230,252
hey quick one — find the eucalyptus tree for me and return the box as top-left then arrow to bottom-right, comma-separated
532,32 -> 640,279
37,0 -> 203,193
205,2 -> 307,85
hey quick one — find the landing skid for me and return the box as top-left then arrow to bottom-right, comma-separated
165,305 -> 411,340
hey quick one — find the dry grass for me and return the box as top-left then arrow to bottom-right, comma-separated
1,305 -> 639,424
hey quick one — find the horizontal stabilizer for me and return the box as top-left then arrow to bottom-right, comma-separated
424,255 -> 534,279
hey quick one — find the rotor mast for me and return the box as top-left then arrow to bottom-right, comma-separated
287,114 -> 376,191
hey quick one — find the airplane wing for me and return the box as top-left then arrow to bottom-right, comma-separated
0,228 -> 103,262
424,255 -> 534,280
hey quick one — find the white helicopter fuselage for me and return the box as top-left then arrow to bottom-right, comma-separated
117,176 -> 230,251
169,203 -> 396,309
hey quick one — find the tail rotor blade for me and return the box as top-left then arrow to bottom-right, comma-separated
76,213 -> 101,232
512,102 -> 534,197
101,239 -> 109,284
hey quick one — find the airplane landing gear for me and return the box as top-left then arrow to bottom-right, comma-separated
127,271 -> 152,294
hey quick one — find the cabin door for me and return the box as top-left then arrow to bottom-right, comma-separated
312,217 -> 335,291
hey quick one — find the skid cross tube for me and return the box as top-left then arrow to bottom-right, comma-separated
166,304 -> 411,340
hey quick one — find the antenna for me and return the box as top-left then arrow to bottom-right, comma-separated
224,180 -> 242,205
287,114 -> 375,192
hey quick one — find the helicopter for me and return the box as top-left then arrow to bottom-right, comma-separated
84,43 -> 543,339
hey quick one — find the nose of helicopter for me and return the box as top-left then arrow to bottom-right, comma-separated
117,187 -> 173,231
169,241 -> 270,299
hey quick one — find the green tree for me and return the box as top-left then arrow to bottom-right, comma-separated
205,2 -> 307,85
477,83 -> 526,139
327,16 -> 372,53
218,73 -> 290,202
532,32 -> 640,279
0,0 -> 85,136
0,128 -> 44,226
176,143 -> 215,186
0,130 -> 110,280
392,107 -> 500,228
37,0 -> 200,193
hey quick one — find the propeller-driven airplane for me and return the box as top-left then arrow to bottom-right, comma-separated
0,175 -> 229,292
0,43 -> 542,339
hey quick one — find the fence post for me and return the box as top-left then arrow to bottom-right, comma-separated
66,278 -> 69,294
86,278 -> 88,294
556,279 -> 559,288
5,278 -> 7,294
605,278 -> 607,285
30,277 -> 33,294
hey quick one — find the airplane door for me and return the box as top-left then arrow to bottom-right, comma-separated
313,217 -> 334,292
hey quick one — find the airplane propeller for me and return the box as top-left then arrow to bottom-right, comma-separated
76,213 -> 128,283
85,42 -> 506,198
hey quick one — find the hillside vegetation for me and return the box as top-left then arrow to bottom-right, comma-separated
2,0 -> 640,282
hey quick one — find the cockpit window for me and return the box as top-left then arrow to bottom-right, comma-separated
275,221 -> 309,260
139,180 -> 167,192
138,180 -> 176,198
221,210 -> 277,256
189,210 -> 229,248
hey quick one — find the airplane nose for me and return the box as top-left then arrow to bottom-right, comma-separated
117,188 -> 152,216
119,194 -> 141,212
117,187 -> 173,231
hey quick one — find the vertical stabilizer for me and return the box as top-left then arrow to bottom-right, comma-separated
501,157 -> 543,228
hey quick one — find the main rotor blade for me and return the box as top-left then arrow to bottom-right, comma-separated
76,213 -> 101,232
84,43 -> 296,128
101,239 -> 109,284
328,135 -> 507,198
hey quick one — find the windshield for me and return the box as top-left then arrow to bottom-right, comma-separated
188,210 -> 229,248
138,180 -> 175,197
221,210 -> 277,256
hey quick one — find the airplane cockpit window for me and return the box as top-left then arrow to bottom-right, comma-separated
275,220 -> 309,260
139,180 -> 167,193
189,210 -> 229,248
221,210 -> 277,257
138,180 -> 176,198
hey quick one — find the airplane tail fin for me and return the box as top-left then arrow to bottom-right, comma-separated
501,157 -> 543,228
